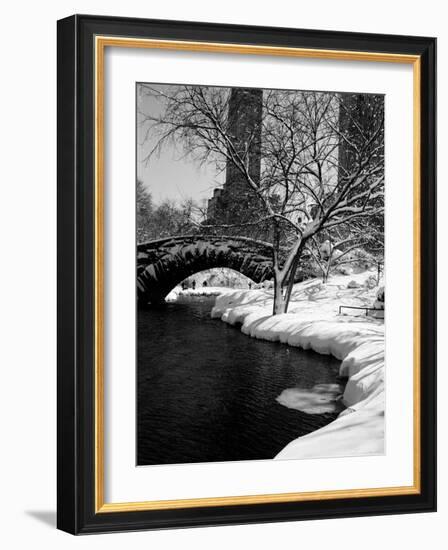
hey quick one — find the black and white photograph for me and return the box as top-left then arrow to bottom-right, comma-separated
136,82 -> 385,466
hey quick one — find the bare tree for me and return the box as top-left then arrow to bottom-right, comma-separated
138,84 -> 384,314
136,179 -> 199,241
304,223 -> 373,284
136,179 -> 154,242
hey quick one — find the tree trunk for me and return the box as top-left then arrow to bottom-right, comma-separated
273,273 -> 287,315
283,243 -> 304,313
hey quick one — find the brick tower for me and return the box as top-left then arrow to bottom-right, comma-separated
338,93 -> 384,185
337,92 -> 385,251
207,87 -> 263,235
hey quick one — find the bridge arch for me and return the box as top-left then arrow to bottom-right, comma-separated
137,235 -> 273,305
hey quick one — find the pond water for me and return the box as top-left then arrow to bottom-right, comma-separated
137,296 -> 345,466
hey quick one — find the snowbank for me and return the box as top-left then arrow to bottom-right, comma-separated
211,272 -> 385,459
166,286 -> 237,302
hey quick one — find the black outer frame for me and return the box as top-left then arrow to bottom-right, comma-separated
57,14 -> 436,535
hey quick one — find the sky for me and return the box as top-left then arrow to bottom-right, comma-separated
136,84 -> 224,207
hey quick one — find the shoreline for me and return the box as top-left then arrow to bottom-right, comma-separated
209,273 -> 385,460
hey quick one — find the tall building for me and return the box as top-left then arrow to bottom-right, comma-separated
337,92 -> 385,252
206,188 -> 223,221
206,87 -> 263,235
338,93 -> 384,185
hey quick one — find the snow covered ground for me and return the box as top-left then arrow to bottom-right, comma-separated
210,271 -> 385,460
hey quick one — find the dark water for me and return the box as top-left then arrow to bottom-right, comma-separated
137,297 -> 343,466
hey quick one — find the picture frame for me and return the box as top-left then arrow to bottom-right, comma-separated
57,14 -> 436,534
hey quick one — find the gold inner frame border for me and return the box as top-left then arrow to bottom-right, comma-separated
94,35 -> 421,514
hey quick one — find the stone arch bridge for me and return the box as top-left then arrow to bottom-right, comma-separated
137,235 -> 274,305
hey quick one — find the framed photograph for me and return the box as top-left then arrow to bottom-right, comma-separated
57,14 -> 436,534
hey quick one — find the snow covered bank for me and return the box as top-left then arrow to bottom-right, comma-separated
166,286 -> 236,302
211,272 -> 385,459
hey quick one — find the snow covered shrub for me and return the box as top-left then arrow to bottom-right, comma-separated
364,274 -> 378,289
372,286 -> 385,310
351,248 -> 373,270
306,282 -> 323,299
347,280 -> 361,289
319,239 -> 332,259
336,264 -> 353,276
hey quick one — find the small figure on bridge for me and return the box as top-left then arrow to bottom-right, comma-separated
192,280 -> 196,290
203,281 -> 208,287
